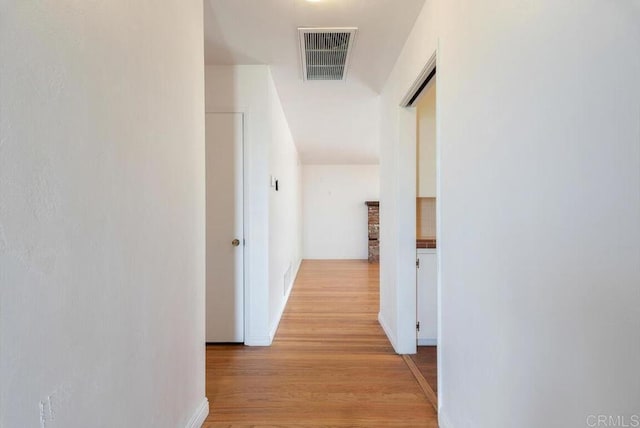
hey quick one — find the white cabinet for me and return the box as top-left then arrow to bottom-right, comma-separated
417,249 -> 437,345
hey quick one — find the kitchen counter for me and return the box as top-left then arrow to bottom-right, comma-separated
417,236 -> 437,249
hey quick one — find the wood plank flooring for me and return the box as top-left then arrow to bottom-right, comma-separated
410,347 -> 438,395
403,354 -> 437,412
204,260 -> 438,427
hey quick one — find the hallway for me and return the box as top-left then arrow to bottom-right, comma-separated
204,260 -> 438,427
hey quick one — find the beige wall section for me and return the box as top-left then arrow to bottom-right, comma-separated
0,1 -> 207,427
416,197 -> 436,238
416,80 -> 437,198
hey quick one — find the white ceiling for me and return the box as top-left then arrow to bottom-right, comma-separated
204,0 -> 426,164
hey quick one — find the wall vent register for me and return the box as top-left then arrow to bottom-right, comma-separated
298,27 -> 357,81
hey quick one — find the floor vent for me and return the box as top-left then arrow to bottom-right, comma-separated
298,27 -> 357,81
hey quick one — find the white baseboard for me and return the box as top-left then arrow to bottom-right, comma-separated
185,397 -> 209,428
244,335 -> 272,346
269,259 -> 302,342
438,409 -> 453,428
417,338 -> 437,346
378,312 -> 398,351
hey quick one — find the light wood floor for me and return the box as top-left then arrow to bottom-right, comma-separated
204,260 -> 438,427
411,346 -> 438,394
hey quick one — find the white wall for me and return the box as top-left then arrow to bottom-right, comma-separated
437,2 -> 640,427
267,71 -> 303,339
0,1 -> 207,427
379,0 -> 438,355
381,1 -> 640,427
205,65 -> 271,346
302,165 -> 380,260
205,65 -> 302,345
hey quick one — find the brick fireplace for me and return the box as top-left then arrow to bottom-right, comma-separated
365,201 -> 379,263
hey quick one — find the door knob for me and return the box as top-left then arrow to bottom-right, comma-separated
232,239 -> 240,247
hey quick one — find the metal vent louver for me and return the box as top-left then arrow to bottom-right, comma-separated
298,27 -> 357,81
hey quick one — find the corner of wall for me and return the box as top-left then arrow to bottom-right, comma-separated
378,312 -> 398,351
185,398 -> 209,428
244,335 -> 273,347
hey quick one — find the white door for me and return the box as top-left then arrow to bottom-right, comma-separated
206,113 -> 244,343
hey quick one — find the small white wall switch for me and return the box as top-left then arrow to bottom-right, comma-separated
270,175 -> 276,187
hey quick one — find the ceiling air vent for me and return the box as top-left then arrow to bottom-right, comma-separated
298,27 -> 357,81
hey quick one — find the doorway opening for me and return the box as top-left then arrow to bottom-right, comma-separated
399,53 -> 439,410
